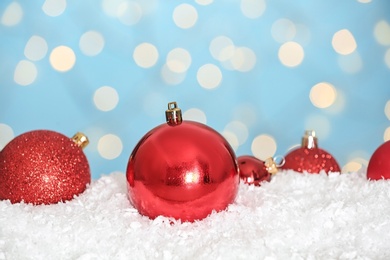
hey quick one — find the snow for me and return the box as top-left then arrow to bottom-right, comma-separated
1,170 -> 390,260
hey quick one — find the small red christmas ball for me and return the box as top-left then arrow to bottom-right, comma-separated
237,156 -> 273,186
280,130 -> 340,174
367,140 -> 390,180
0,130 -> 90,205
126,102 -> 239,222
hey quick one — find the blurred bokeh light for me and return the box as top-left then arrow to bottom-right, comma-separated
1,0 -> 389,178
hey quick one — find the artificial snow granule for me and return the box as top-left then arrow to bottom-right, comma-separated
1,170 -> 390,259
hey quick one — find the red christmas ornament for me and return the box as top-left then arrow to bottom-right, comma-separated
126,102 -> 239,222
237,156 -> 279,186
0,130 -> 91,205
367,140 -> 390,180
280,130 -> 340,174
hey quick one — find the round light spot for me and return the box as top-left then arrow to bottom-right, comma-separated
49,46 -> 76,72
133,42 -> 159,68
230,47 -> 257,72
79,31 -> 105,56
197,64 -> 222,89
183,108 -> 207,124
342,161 -> 363,173
24,36 -> 48,61
93,86 -> 119,111
343,157 -> 368,173
1,2 -> 23,26
224,121 -> 248,145
161,64 -> 186,85
337,51 -> 363,74
251,134 -> 277,160
332,29 -> 357,55
42,0 -> 66,17
220,59 -> 235,71
137,1 -> 157,14
294,23 -> 311,46
385,48 -> 390,69
385,100 -> 390,120
195,0 -> 213,5
173,4 -> 198,29
222,131 -> 239,151
374,20 -> 390,46
304,115 -> 330,139
357,0 -> 372,3
98,134 -> 123,160
101,0 -> 123,17
325,88 -> 345,114
232,104 -> 257,126
0,123 -> 14,150
240,0 -> 266,19
117,1 -> 142,25
278,41 -> 304,67
310,82 -> 337,109
271,18 -> 296,43
14,60 -> 38,86
166,48 -> 192,73
209,36 -> 235,62
384,127 -> 390,141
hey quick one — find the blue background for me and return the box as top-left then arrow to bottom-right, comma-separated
1,0 -> 389,179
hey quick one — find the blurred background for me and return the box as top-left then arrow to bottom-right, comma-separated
0,0 -> 389,179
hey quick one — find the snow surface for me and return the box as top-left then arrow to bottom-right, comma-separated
1,170 -> 390,260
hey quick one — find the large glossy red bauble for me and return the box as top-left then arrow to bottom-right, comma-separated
126,120 -> 239,222
237,155 -> 271,186
367,141 -> 390,180
281,147 -> 341,174
0,130 -> 90,205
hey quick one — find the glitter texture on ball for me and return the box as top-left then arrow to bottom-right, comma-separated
281,130 -> 340,174
0,130 -> 91,205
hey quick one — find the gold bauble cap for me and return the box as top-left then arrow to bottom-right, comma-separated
165,102 -> 182,126
302,130 -> 318,149
71,132 -> 89,149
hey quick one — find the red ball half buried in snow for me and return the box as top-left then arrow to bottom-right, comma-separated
280,130 -> 340,174
367,140 -> 390,180
126,102 -> 240,222
0,130 -> 91,205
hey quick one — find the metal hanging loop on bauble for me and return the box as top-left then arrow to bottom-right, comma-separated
165,102 -> 182,126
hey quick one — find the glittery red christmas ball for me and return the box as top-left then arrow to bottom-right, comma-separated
367,141 -> 390,180
237,156 -> 272,186
126,102 -> 239,222
0,130 -> 91,205
280,130 -> 340,174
